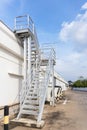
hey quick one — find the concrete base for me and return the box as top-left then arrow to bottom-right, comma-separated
11,118 -> 45,128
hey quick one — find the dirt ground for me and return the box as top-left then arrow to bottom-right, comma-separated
1,89 -> 87,130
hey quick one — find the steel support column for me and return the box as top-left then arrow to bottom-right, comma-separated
52,63 -> 55,106
24,37 -> 27,84
28,36 -> 31,87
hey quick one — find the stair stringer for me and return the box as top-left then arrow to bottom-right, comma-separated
37,50 -> 54,122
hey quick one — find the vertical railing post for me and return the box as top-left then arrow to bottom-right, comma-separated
14,18 -> 16,30
21,37 -> 28,106
33,23 -> 34,34
24,37 -> 27,83
27,15 -> 30,28
4,106 -> 9,130
51,49 -> 55,106
51,62 -> 55,106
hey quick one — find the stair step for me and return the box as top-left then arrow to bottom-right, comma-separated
31,50 -> 36,53
31,82 -> 37,84
30,85 -> 35,88
32,83 -> 35,86
29,90 -> 38,93
26,97 -> 38,100
31,56 -> 36,59
31,57 -> 36,60
23,104 -> 39,110
26,95 -> 38,98
31,81 -> 39,84
28,92 -> 38,95
31,60 -> 35,62
29,88 -> 38,91
28,91 -> 38,95
21,110 -> 38,116
31,48 -> 36,51
31,44 -> 36,47
25,100 -> 39,105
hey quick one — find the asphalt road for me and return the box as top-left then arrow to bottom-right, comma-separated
1,89 -> 87,130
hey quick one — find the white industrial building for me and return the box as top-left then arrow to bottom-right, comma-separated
0,15 -> 68,122
54,71 -> 68,91
47,71 -> 68,102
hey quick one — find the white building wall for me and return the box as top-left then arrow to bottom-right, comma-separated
0,21 -> 23,106
0,21 -> 23,55
56,79 -> 67,91
46,71 -> 68,101
54,71 -> 68,91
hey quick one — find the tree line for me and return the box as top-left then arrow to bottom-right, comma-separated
73,79 -> 87,87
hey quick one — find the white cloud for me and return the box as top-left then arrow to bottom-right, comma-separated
55,52 -> 87,81
81,2 -> 87,10
57,5 -> 87,80
58,2 -> 87,81
59,3 -> 87,51
56,52 -> 82,72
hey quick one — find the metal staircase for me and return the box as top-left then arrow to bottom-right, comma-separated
14,15 -> 56,122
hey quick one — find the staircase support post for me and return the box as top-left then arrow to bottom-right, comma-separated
24,37 -> 27,84
51,63 -> 55,106
28,36 -> 31,87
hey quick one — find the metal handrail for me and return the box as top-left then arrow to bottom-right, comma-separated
11,49 -> 41,111
14,15 -> 33,31
37,49 -> 54,122
18,60 -> 41,118
14,15 -> 39,51
19,50 -> 41,106
40,48 -> 56,63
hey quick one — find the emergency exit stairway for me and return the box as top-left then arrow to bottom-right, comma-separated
14,15 -> 56,122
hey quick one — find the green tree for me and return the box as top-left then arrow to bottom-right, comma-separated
73,79 -> 87,88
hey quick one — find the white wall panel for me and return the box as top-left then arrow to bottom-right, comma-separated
0,21 -> 23,56
0,21 -> 23,106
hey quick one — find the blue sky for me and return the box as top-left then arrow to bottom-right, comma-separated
1,0 -> 87,81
